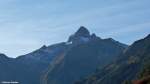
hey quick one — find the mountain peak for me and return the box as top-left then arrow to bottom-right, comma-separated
40,45 -> 47,49
75,26 -> 90,37
68,26 -> 91,44
0,53 -> 10,61
146,34 -> 150,38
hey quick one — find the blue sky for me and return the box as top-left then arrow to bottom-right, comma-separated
0,0 -> 150,57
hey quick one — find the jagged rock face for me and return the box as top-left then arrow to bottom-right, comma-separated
74,26 -> 90,37
68,26 -> 90,45
68,26 -> 100,45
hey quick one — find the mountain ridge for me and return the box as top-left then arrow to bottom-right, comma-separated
0,26 -> 128,84
74,33 -> 150,84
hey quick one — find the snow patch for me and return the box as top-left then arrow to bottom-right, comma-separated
65,41 -> 72,45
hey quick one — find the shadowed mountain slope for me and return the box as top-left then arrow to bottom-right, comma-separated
74,34 -> 150,84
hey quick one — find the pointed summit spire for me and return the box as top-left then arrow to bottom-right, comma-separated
68,26 -> 91,43
75,26 -> 90,37
40,45 -> 47,50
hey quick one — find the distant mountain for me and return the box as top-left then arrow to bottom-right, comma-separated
44,26 -> 127,84
0,42 -> 68,84
75,34 -> 150,84
0,26 -> 128,84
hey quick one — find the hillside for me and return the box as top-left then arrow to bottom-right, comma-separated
74,34 -> 150,84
